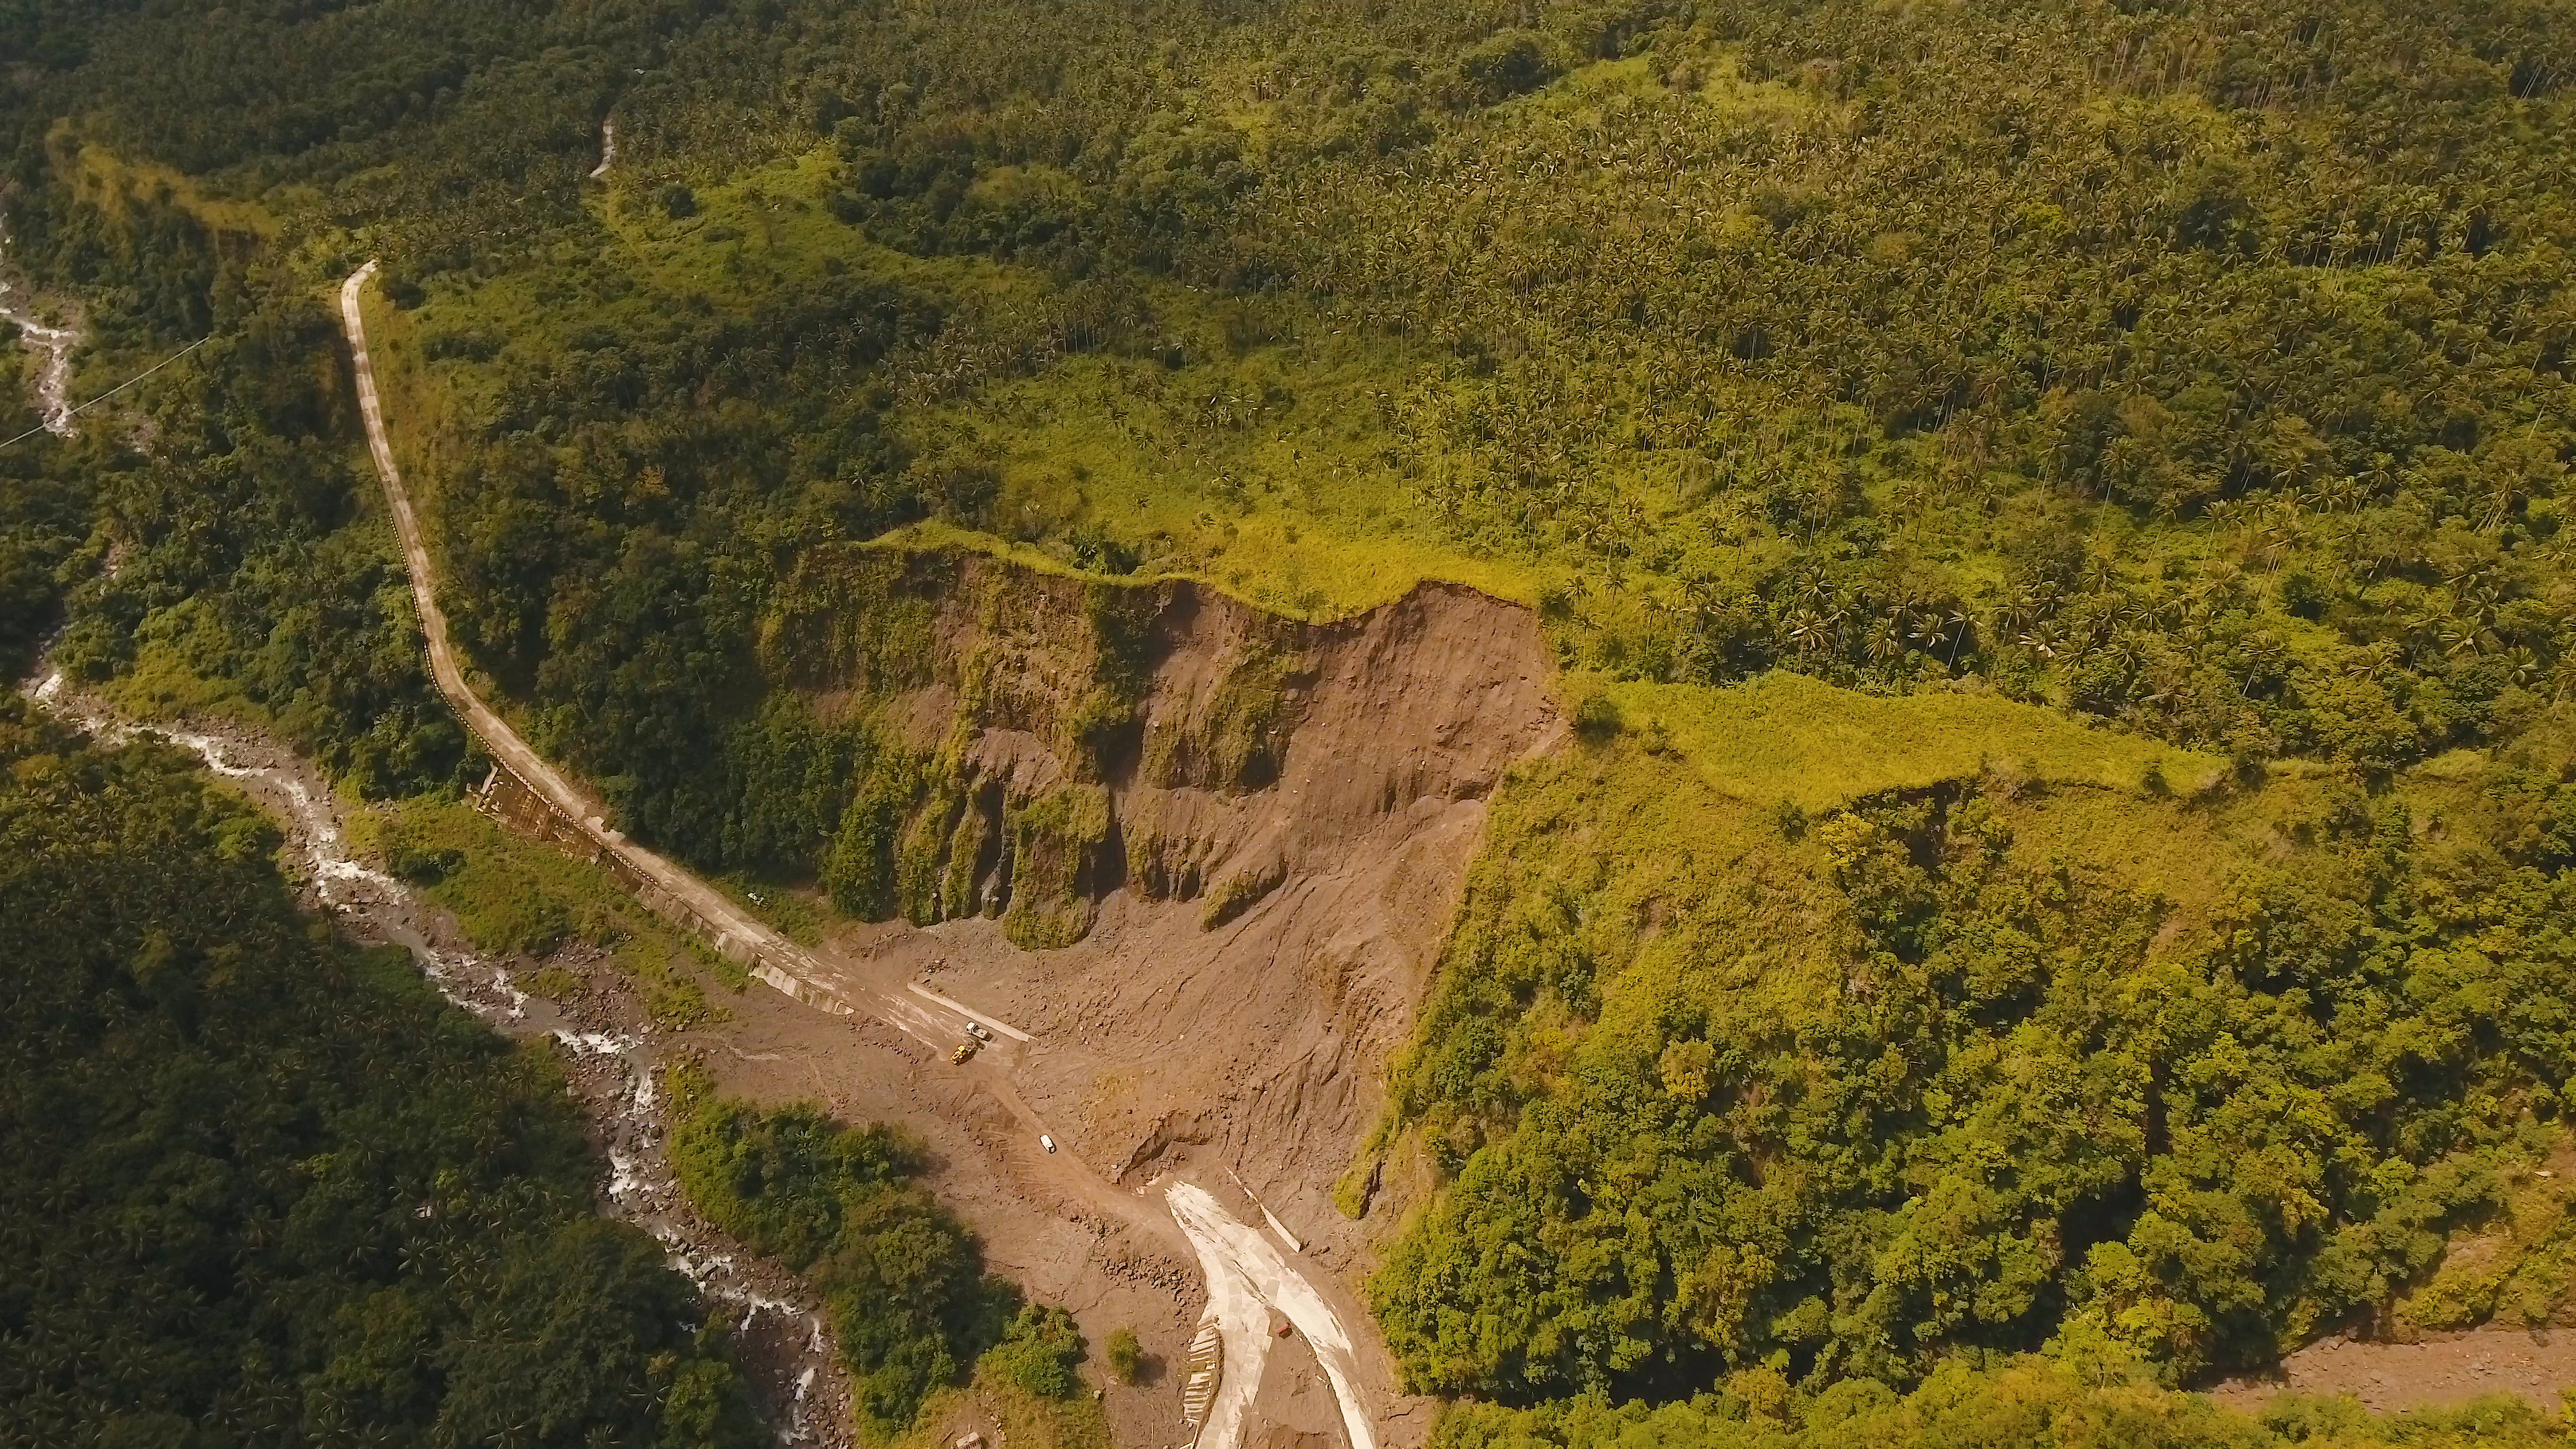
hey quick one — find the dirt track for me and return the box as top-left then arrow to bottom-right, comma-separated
39,260 -> 2564,1447
342,265 -> 868,1023
339,258 -> 1191,1232
2212,1328 -> 2576,1415
339,264 -> 1426,1448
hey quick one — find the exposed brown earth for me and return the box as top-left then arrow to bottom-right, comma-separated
345,260 -> 1561,1449
2212,1328 -> 2576,1415
39,262 -> 2576,1449
807,555 -> 1562,1252
569,549 -> 1565,1445
757,554 -> 1564,1448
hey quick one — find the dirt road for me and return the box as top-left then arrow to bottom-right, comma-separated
341,263 -> 1114,1192
343,264 -> 841,1008
337,264 -> 1387,1446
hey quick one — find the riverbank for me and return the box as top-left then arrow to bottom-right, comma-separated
0,219 -> 78,437
20,666 -> 853,1444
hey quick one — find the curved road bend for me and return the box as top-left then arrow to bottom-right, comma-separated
339,266 -> 1083,1122
339,264 -> 1383,1449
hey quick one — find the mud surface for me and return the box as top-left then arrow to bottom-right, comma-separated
765,559 -> 1565,1447
343,262 -> 1411,1446
2212,1328 -> 2576,1415
845,557 -> 1562,1252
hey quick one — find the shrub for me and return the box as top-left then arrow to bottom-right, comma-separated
1200,866 -> 1278,929
1105,1327 -> 1142,1384
1570,687 -> 1621,740
1455,30 -> 1558,105
386,842 -> 464,884
980,1304 -> 1086,1399
666,1068 -> 1012,1434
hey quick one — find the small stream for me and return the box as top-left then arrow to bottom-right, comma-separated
0,216 -> 79,436
3,213 -> 847,1439
24,672 -> 848,1444
591,118 -> 619,180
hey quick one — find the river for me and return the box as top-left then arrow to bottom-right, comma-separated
0,217 -> 78,436
8,214 -> 842,1439
19,666 -> 852,1444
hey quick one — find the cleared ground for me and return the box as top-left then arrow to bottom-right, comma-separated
344,264 -> 1420,1449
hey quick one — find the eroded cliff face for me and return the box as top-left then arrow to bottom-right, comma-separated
769,545 -> 1562,1232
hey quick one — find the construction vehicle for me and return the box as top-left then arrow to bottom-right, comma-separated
951,1040 -> 977,1065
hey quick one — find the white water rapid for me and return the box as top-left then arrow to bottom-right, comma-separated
0,218 -> 79,435
23,672 -> 849,1446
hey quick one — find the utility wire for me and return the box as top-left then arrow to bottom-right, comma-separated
0,333 -> 215,452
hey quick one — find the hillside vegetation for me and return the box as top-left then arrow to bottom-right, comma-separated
3,0 -> 2575,1441
5,0 -> 2567,831
1434,1363 -> 2573,1449
1370,724 -> 2576,1395
667,1067 -> 1102,1437
0,701 -> 761,1448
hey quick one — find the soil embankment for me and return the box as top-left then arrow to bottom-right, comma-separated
33,257 -> 2576,1447
765,547 -> 1561,1447
346,264 -> 1513,1448
2213,1328 -> 2576,1416
806,553 -> 1562,1225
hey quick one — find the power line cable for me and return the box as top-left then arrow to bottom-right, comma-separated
0,332 -> 214,452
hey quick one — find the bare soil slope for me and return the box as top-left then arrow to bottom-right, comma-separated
354,256 -> 1549,1444
805,550 -> 1562,1256
2212,1328 -> 2576,1416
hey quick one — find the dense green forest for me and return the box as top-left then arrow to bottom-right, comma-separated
0,700 -> 761,1448
1368,725 -> 2576,1396
5,0 -> 2576,1440
11,0 -> 2573,844
667,1068 -> 1092,1434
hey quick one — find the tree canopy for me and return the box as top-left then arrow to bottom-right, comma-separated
0,702 -> 761,1448
5,0 -> 2576,1436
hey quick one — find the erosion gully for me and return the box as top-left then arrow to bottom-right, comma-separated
21,666 -> 851,1446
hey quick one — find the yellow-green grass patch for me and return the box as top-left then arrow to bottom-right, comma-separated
1599,669 -> 2229,813
896,1375 -> 1111,1449
356,794 -> 747,1026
